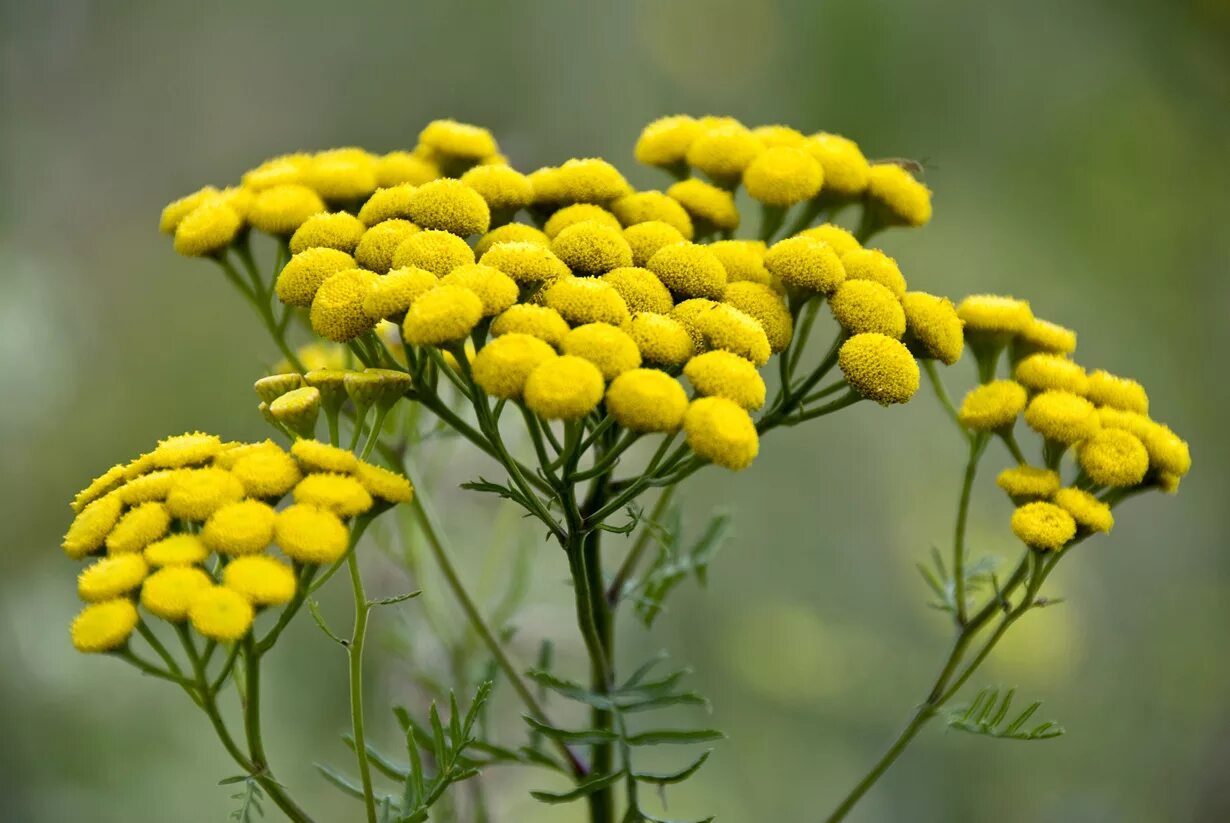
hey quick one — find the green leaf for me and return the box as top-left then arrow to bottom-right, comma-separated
947,686 -> 1066,741
632,749 -> 713,785
307,599 -> 347,646
530,770 -> 625,804
527,669 -> 617,710
625,728 -> 725,746
523,715 -> 620,745
368,590 -> 422,607
342,734 -> 409,781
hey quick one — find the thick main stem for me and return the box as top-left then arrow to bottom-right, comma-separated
579,475 -> 616,823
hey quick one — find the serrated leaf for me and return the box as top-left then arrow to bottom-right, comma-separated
529,770 -> 625,804
633,749 -> 713,784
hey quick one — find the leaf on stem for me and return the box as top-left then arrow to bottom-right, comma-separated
947,686 -> 1066,741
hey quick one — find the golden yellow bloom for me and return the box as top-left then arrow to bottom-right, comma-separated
611,191 -> 694,239
141,566 -> 212,621
459,164 -> 534,211
642,242 -> 725,301
544,277 -> 630,326
254,373 -> 304,404
106,502 -> 172,554
723,282 -> 793,352
71,463 -> 128,514
63,494 -> 124,559
1053,488 -> 1113,534
268,387 -> 321,436
957,295 -> 1033,336
419,119 -> 498,160
801,133 -> 871,198
689,303 -> 772,366
623,221 -> 686,268
667,178 -> 740,231
355,219 -> 421,273
742,147 -> 824,206
479,241 -> 572,286
635,115 -> 702,167
173,201 -> 241,256
78,554 -> 148,602
474,223 -> 550,257
307,148 -> 378,201
71,599 -> 139,653
356,184 -> 417,227
840,249 -> 907,298
752,124 -> 806,148
310,268 -> 380,342
472,333 -> 558,399
561,323 -> 642,381
958,380 -> 1028,431
626,312 -> 695,367
684,350 -> 766,410
1017,317 -> 1077,355
122,452 -> 156,480
1024,390 -> 1101,444
997,465 -> 1062,500
670,298 -> 719,351
143,533 -> 209,567
551,221 -> 634,275
119,469 -> 184,505
765,235 -> 845,294
291,438 -> 359,474
391,228 -> 475,275
708,240 -> 771,286
376,151 -> 439,187
166,468 -> 245,522
402,284 -> 484,346
1139,422 -> 1191,477
535,158 -> 630,205
605,369 -> 688,432
248,184 -> 326,235
1077,429 -> 1148,487
901,292 -> 964,365
1014,353 -> 1088,395
201,500 -> 277,555
355,461 -> 415,504
274,504 -> 350,564
523,355 -> 606,420
362,266 -> 439,320
829,280 -> 906,338
440,263 -> 519,316
684,396 -> 759,470
406,179 -> 490,236
151,432 -> 224,469
838,333 -> 920,406
686,121 -> 764,184
160,186 -> 219,233
242,153 -> 312,191
866,163 -> 932,227
1157,472 -> 1182,494
544,204 -> 622,239
1011,501 -> 1076,551
797,223 -> 861,257
285,342 -> 349,373
601,267 -> 674,314
293,473 -> 374,517
223,555 -> 297,607
490,304 -> 571,349
1085,370 -> 1149,415
189,586 -> 255,641
275,248 -> 358,307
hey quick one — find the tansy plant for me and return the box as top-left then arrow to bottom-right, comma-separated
62,116 -> 1192,823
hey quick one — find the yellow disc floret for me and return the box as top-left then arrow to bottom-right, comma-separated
1085,370 -> 1149,415
1015,354 -> 1088,395
797,223 -> 861,257
406,179 -> 490,236
460,164 -> 534,211
223,555 -> 297,607
684,350 -> 766,410
866,163 -> 932,227
1024,390 -> 1101,444
901,292 -> 965,365
490,304 -> 571,349
543,277 -> 630,326
996,465 -> 1062,500
685,121 -> 764,185
475,223 -> 550,257
310,268 -> 380,342
801,133 -> 870,198
355,219 -> 420,273
840,249 -> 906,298
174,201 -> 242,257
1017,317 -> 1077,355
601,267 -> 674,314
419,119 -> 498,160
551,221 -> 634,275
293,473 -> 374,518
559,323 -> 641,381
71,463 -> 127,514
306,147 -> 378,201
666,178 -> 740,232
958,380 -> 1028,432
623,221 -> 686,268
357,184 -> 417,226
63,494 -> 124,559
957,295 -> 1033,336
765,235 -> 845,294
160,186 -> 219,233
544,204 -> 622,239
140,567 -> 212,621
189,586 -> 255,641
201,500 -> 277,555
440,263 -> 519,317
291,439 -> 359,474
143,533 -> 209,567
355,461 -> 415,504
635,115 -> 702,167
472,333 -> 558,399
78,554 -> 148,602
402,284 -> 484,346
362,266 -> 439,320
708,240 -> 771,286
1052,487 -> 1114,534
292,211 -> 369,254
742,146 -> 824,206
376,151 -> 439,187
71,599 -> 139,652
1011,501 -> 1076,551
645,242 -> 727,301
274,504 -> 350,564
276,248 -> 360,308
523,355 -> 606,420
150,432 -> 224,469
838,333 -> 920,406
105,502 -> 172,554
605,369 -> 689,432
626,312 -> 696,367
610,191 -> 694,239
829,280 -> 907,338
690,304 -> 772,366
722,282 -> 793,352
480,241 -> 572,285
248,184 -> 325,235
391,229 -> 475,275
683,396 -> 759,471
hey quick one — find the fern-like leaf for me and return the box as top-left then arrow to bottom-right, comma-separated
947,687 -> 1065,741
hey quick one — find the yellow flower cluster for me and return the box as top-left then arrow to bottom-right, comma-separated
64,433 -> 412,653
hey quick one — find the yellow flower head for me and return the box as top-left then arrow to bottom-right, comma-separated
242,153 -> 312,191
248,184 -> 326,235
801,133 -> 871,198
689,303 -> 772,366
63,494 -> 124,559
291,438 -> 360,474
71,599 -> 139,653
667,178 -> 740,232
406,179 -> 490,237
670,298 -> 720,351
561,323 -> 642,381
402,284 -> 484,346
254,373 -> 304,404
829,280 -> 907,338
167,469 -> 245,522
635,115 -> 702,167
71,463 -> 128,514
490,304 -> 571,349
626,312 -> 695,367
223,555 -> 297,607
356,184 -> 417,227
551,221 -> 634,275
1015,354 -> 1088,395
1139,422 -> 1191,478
684,350 -> 766,410
601,267 -> 674,315
355,219 -> 421,273
1052,487 -> 1114,534
623,221 -> 686,268
1017,317 -> 1077,356
479,241 -> 572,285
611,191 -> 694,239
1011,501 -> 1076,551
310,268 -> 380,342
956,295 -> 1033,336
840,249 -> 907,298
189,586 -> 255,641
544,204 -> 622,239
440,263 -> 519,317
293,473 -> 374,518
472,333 -> 558,399
306,148 -> 378,201
958,380 -> 1027,432
418,119 -> 498,160
742,146 -> 824,206
474,223 -> 550,257
798,223 -> 861,257
752,124 -> 806,148
708,240 -> 771,286
1024,390 -> 1101,445
355,461 -> 414,504
459,164 -> 534,211
685,121 -> 765,184
141,566 -> 212,621
143,533 -> 209,567
605,369 -> 689,432
1085,370 -> 1149,415
173,201 -> 242,257
901,292 -> 965,366
160,186 -> 219,233
544,277 -> 630,327
274,504 -> 349,564
78,554 -> 148,602
375,151 -> 439,187
866,163 -> 932,227
106,502 -> 172,554
684,396 -> 759,471
276,248 -> 359,308
268,387 -> 321,436
391,228 -> 475,276
523,355 -> 606,420
122,452 -> 156,481
535,158 -> 630,205
362,266 -> 439,320
201,500 -> 277,555
723,282 -> 793,352
838,333 -> 920,406
645,242 -> 727,301
303,369 -> 350,413
151,432 -> 224,469
996,465 -> 1062,500
765,235 -> 846,294
119,469 -> 184,505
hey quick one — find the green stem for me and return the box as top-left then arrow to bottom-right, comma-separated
953,432 -> 990,626
922,359 -> 968,442
346,551 -> 378,823
606,486 -> 675,606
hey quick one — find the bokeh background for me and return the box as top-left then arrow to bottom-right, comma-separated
3,1 -> 1229,821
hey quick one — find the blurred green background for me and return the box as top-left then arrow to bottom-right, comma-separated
3,1 -> 1229,821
